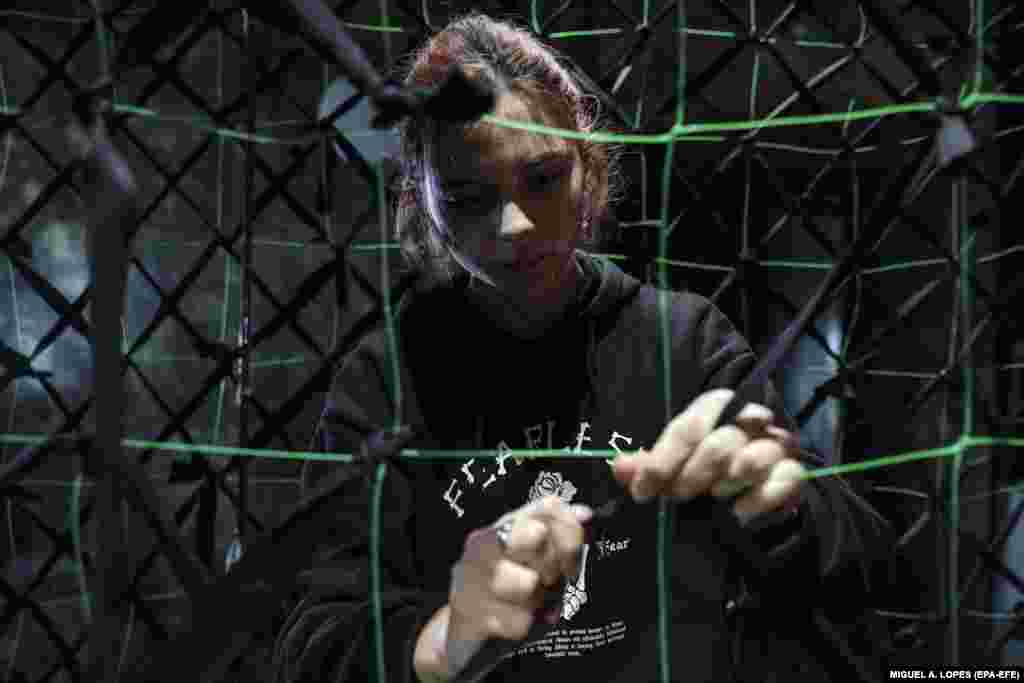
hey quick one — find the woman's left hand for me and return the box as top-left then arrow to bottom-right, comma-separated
611,389 -> 806,525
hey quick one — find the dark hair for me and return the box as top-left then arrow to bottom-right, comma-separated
395,11 -> 621,284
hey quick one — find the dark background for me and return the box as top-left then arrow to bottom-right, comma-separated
0,0 -> 1022,679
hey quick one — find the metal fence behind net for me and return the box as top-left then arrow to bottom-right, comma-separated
1,0 -> 1023,681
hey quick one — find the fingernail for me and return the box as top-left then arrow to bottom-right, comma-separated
464,527 -> 488,552
571,504 -> 594,523
432,617 -> 449,654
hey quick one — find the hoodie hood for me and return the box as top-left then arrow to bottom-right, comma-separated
569,249 -> 644,431
575,249 -> 644,319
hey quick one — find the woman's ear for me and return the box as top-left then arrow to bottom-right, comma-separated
577,156 -> 596,242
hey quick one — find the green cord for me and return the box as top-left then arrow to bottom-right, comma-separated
2,6 -> 1022,679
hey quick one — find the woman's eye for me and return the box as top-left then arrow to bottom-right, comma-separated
526,168 -> 565,192
444,193 -> 489,211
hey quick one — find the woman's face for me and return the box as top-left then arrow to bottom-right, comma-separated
435,88 -> 585,316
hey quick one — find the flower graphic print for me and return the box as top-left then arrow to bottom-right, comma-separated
528,471 -> 578,504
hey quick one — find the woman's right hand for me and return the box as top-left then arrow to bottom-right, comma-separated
416,495 -> 593,681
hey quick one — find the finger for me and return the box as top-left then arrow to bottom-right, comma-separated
716,437 -> 787,491
463,510 -> 550,580
494,497 -> 555,551
610,447 -> 646,484
493,510 -> 563,587
671,424 -> 748,501
628,447 -> 687,503
521,519 -> 561,587
529,496 -> 588,581
731,458 -> 807,524
635,389 -> 735,502
492,604 -> 537,641
490,558 -> 544,607
462,525 -> 503,567
502,517 -> 549,559
523,575 -> 554,612
733,402 -> 774,434
450,560 -> 543,641
655,388 -> 735,456
480,600 -> 536,641
448,562 -> 506,629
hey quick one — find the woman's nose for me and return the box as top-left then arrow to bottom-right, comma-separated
497,200 -> 536,239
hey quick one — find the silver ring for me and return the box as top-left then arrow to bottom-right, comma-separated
493,516 -> 515,554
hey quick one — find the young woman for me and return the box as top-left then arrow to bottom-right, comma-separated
273,12 -> 890,683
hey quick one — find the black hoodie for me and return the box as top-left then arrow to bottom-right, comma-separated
272,250 -> 892,683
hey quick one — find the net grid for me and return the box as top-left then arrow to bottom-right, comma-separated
0,0 -> 1022,680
